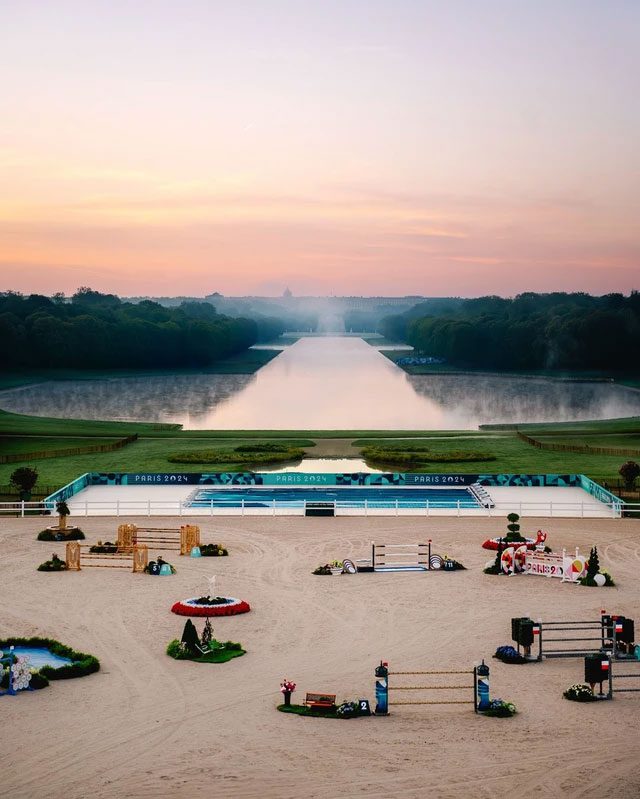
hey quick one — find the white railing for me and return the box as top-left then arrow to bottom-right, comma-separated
2,499 -> 638,518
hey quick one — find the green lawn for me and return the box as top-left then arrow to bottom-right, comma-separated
0,436 -> 121,454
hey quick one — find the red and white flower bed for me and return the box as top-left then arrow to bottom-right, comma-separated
171,597 -> 251,617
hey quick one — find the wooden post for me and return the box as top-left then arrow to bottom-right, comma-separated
66,541 -> 81,571
132,544 -> 148,573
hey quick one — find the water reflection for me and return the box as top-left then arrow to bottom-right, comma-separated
1,337 -> 640,429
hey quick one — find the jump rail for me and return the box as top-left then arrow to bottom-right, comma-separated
511,612 -> 635,661
116,523 -> 200,555
584,655 -> 640,700
374,660 -> 490,714
65,541 -> 148,573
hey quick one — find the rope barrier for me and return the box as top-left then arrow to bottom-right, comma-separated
390,670 -> 472,675
391,700 -> 473,705
389,685 -> 473,691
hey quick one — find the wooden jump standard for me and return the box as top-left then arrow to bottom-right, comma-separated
116,523 -> 200,555
65,541 -> 148,572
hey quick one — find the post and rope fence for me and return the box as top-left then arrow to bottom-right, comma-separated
374,660 -> 490,714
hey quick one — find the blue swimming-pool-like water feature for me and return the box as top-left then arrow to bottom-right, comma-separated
187,486 -> 481,509
10,647 -> 72,669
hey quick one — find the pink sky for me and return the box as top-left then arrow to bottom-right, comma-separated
1,0 -> 638,297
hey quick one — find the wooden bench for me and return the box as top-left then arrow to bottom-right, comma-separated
304,692 -> 336,709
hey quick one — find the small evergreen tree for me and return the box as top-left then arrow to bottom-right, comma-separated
202,618 -> 213,646
586,546 -> 600,580
181,619 -> 201,654
506,512 -> 523,542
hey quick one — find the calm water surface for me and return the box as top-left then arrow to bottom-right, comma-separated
2,337 -> 640,429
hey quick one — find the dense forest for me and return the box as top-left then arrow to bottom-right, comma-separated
0,289 -> 257,369
381,292 -> 640,372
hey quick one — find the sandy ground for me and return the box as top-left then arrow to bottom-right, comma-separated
1,514 -> 640,799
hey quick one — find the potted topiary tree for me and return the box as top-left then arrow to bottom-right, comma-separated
56,500 -> 70,531
10,466 -> 38,501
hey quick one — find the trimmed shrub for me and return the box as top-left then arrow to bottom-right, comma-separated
37,554 -> 67,572
37,528 -> 85,541
199,544 -> 228,557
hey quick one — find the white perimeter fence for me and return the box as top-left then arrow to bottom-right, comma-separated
1,499 -> 638,518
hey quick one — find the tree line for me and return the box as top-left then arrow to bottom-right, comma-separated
381,292 -> 640,372
0,289 -> 258,369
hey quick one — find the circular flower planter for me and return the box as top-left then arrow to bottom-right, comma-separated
171,597 -> 251,617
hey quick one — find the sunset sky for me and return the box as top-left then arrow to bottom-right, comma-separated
2,0 -> 639,297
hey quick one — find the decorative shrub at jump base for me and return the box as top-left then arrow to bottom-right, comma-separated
89,541 -> 118,553
579,546 -> 615,587
312,560 -> 343,575
482,699 -> 517,717
37,528 -> 85,541
0,637 -> 100,681
199,544 -> 228,557
494,646 -> 528,665
166,619 -> 245,663
37,553 -> 68,572
564,684 -> 598,702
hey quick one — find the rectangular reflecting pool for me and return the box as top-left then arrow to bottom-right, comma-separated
187,486 -> 481,509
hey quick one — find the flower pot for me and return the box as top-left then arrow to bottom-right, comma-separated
330,568 -> 343,576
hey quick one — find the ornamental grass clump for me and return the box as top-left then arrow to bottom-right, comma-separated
564,684 -> 598,702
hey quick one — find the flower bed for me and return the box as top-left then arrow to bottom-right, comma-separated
37,528 -> 85,541
171,597 -> 251,617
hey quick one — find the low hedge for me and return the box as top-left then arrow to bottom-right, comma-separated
0,637 -> 100,680
361,446 -> 496,466
167,446 -> 305,465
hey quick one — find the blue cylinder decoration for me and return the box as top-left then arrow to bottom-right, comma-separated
159,563 -> 173,576
374,661 -> 389,715
475,660 -> 490,711
190,546 -> 201,558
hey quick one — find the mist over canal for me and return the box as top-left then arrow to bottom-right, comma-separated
2,337 -> 640,429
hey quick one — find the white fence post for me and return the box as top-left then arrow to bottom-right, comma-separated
21,501 -> 25,518
426,500 -> 430,517
457,499 -> 460,517
364,499 -> 368,516
147,499 -> 151,517
272,499 -> 276,516
116,499 -> 120,517
241,498 -> 245,516
85,503 -> 88,517
395,498 -> 398,516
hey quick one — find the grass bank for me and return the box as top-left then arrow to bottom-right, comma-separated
0,348 -> 281,392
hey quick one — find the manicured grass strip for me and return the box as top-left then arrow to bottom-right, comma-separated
277,703 -> 339,718
192,648 -> 245,663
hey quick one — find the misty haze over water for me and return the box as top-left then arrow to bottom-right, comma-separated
2,337 -> 640,430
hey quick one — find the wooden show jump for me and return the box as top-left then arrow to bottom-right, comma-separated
65,541 -> 148,573
116,523 -> 200,555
